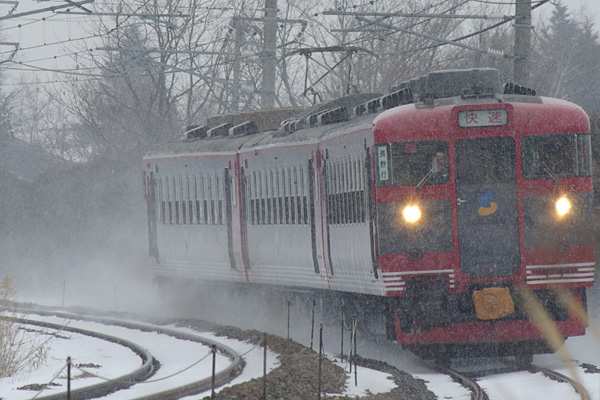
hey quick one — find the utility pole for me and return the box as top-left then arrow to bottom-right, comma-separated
513,0 -> 531,84
233,5 -> 304,110
232,19 -> 244,112
261,0 -> 277,109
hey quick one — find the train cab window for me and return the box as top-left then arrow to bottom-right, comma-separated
455,137 -> 515,184
376,140 -> 449,187
521,133 -> 592,179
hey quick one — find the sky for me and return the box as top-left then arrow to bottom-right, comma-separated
1,0 -> 600,87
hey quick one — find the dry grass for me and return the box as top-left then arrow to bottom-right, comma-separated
0,276 -> 52,378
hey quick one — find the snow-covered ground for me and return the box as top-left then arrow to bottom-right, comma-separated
0,312 -> 397,399
4,265 -> 600,400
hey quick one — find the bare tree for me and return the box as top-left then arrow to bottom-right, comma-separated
530,2 -> 600,112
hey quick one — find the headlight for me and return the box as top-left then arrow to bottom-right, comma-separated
403,205 -> 421,223
556,196 -> 571,217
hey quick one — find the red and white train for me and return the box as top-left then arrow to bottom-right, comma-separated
143,68 -> 595,360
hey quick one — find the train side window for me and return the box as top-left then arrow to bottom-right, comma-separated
300,167 -> 307,225
267,170 -> 273,225
332,164 -> 337,225
206,174 -> 211,225
254,171 -> 261,225
253,171 -> 260,225
340,160 -> 350,224
158,177 -> 165,224
355,158 -> 362,224
284,167 -> 290,224
338,161 -> 343,225
344,160 -> 350,224
169,177 -> 175,224
338,161 -> 344,224
218,173 -> 224,225
359,158 -> 366,223
218,200 -> 223,225
289,167 -> 296,224
176,176 -> 182,225
248,171 -> 255,225
272,169 -> 278,225
182,177 -> 187,225
188,179 -> 192,225
325,162 -> 332,224
213,174 -> 219,225
337,162 -> 343,224
258,170 -> 264,225
326,162 -> 337,224
196,176 -> 203,225
203,174 -> 210,225
296,166 -> 303,224
278,169 -> 283,224
350,159 -> 357,224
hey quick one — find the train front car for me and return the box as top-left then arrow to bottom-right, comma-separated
372,69 -> 595,360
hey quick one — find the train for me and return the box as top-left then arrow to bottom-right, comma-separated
143,68 -> 595,362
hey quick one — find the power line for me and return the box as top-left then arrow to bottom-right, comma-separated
0,0 -> 94,21
322,9 -> 511,21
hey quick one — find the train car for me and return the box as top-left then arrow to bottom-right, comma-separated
143,68 -> 595,361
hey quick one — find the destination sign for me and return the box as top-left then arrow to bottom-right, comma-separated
458,109 -> 508,128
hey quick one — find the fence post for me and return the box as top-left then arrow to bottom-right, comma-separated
353,317 -> 358,387
310,299 -> 316,350
67,356 -> 71,400
317,324 -> 323,400
287,300 -> 291,340
263,333 -> 267,400
340,310 -> 344,361
211,345 -> 216,399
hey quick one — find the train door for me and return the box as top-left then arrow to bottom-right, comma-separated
146,171 -> 159,262
240,166 -> 251,270
224,167 -> 236,269
454,136 -> 520,278
308,158 -> 320,274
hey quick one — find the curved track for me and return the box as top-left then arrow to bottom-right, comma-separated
429,362 -> 489,400
528,364 -> 590,400
431,360 -> 592,400
14,306 -> 244,400
9,317 -> 155,400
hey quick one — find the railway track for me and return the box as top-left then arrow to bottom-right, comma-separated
429,362 -> 489,400
527,364 -> 590,400
7,302 -> 597,400
10,306 -> 245,400
430,360 -> 592,400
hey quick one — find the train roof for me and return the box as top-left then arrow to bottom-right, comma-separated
144,68 -> 584,160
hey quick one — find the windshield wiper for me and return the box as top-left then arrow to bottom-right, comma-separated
541,161 -> 558,183
415,168 -> 434,191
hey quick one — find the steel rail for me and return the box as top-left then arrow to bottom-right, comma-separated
529,365 -> 590,400
7,317 -> 155,400
429,362 -> 489,400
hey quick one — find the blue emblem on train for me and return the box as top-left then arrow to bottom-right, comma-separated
478,192 -> 498,216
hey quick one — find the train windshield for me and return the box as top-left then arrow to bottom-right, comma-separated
375,140 -> 449,187
521,133 -> 592,179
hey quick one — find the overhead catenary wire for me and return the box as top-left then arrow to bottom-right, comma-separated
0,0 -> 463,79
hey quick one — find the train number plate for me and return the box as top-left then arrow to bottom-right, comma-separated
473,287 -> 515,320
